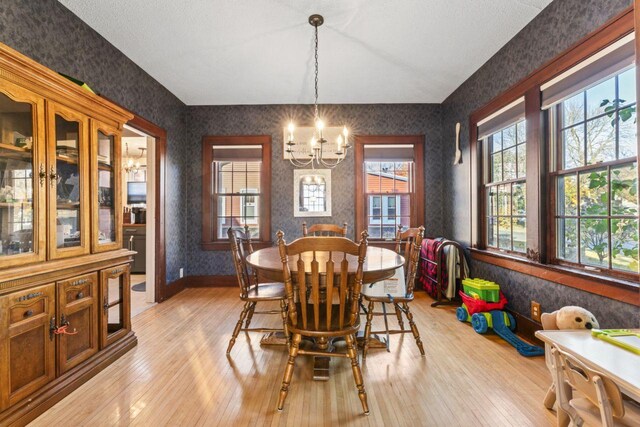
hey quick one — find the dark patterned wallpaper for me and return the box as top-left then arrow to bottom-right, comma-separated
185,104 -> 443,276
0,0 -> 636,325
0,0 -> 187,283
440,0 -> 638,326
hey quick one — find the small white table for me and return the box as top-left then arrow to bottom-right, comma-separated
535,329 -> 640,426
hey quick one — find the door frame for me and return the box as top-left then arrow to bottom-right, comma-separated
126,114 -> 167,302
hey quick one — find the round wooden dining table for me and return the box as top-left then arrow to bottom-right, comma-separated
245,246 -> 404,285
246,245 -> 404,380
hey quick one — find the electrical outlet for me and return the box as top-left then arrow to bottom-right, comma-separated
531,301 -> 541,323
179,268 -> 184,278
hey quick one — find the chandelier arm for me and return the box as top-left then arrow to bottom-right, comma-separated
287,149 -> 314,168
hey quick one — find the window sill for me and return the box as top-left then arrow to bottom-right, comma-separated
201,241 -> 273,251
470,248 -> 639,307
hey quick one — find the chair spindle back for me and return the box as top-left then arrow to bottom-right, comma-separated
302,222 -> 348,237
394,226 -> 424,294
277,230 -> 368,332
553,346 -> 625,422
228,226 -> 255,298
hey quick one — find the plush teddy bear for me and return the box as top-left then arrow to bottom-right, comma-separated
541,306 -> 599,331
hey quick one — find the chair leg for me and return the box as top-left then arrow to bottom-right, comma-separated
543,383 -> 556,410
227,301 -> 250,354
394,304 -> 405,330
244,302 -> 256,328
279,299 -> 290,345
404,302 -> 425,356
277,333 -> 302,411
346,334 -> 370,415
363,300 -> 375,359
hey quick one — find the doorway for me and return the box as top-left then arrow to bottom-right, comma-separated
122,125 -> 156,316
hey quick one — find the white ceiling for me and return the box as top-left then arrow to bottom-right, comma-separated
58,0 -> 552,105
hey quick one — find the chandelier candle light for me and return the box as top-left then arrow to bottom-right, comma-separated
286,14 -> 350,169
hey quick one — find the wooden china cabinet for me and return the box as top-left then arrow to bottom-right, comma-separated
0,41 -> 136,426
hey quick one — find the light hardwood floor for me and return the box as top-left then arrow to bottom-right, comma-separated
30,288 -> 556,426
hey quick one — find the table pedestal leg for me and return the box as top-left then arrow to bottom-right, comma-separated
260,331 -> 288,346
356,331 -> 388,349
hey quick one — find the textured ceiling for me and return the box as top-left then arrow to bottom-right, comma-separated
58,0 -> 552,105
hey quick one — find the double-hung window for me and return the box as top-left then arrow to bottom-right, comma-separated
543,35 -> 638,275
201,136 -> 271,249
355,136 -> 424,241
478,98 -> 527,254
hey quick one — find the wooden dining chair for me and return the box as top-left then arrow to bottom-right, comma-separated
275,230 -> 370,415
362,225 -> 425,358
552,345 -> 640,426
226,227 -> 288,354
302,221 -> 348,237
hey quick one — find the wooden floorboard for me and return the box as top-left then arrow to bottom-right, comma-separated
29,288 -> 557,426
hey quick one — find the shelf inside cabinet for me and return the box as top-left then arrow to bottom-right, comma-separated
0,142 -> 32,160
0,201 -> 31,207
56,201 -> 80,209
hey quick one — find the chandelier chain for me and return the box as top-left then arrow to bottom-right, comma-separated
314,23 -> 319,120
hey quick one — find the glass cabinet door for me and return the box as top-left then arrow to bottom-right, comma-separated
100,264 -> 130,348
91,121 -> 121,252
47,103 -> 89,259
0,81 -> 46,268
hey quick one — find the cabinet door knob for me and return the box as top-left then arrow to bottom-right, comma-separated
77,292 -> 84,299
24,309 -> 34,318
38,164 -> 46,186
49,166 -> 58,187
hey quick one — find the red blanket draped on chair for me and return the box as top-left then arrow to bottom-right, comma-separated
419,238 -> 448,298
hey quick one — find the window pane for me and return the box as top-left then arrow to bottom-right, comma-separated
512,217 -> 526,253
516,121 -> 526,143
556,218 -> 578,262
217,169 -> 231,193
397,194 -> 410,218
611,163 -> 638,216
502,125 -> 516,149
580,218 -> 609,268
563,92 -> 584,128
398,217 -> 411,231
491,153 -> 502,183
618,106 -> 637,159
498,184 -> 511,216
382,226 -> 396,239
488,188 -> 497,216
231,172 -> 247,193
367,224 -> 381,239
246,161 -> 261,172
512,182 -> 526,215
557,174 -> 578,216
579,169 -> 608,216
487,217 -> 497,247
365,162 -> 381,192
394,163 -> 410,193
491,132 -> 502,152
217,195 -> 230,217
497,217 -> 511,250
586,116 -> 615,164
246,172 -> 261,192
516,144 -> 526,178
217,217 -> 232,239
611,218 -> 639,273
563,125 -> 584,169
618,68 -> 636,106
586,77 -> 615,119
503,147 -> 517,181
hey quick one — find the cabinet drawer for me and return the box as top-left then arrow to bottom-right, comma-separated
59,273 -> 96,304
9,298 -> 46,326
123,227 -> 146,236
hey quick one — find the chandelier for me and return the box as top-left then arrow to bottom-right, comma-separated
286,14 -> 350,169
123,143 -> 146,174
